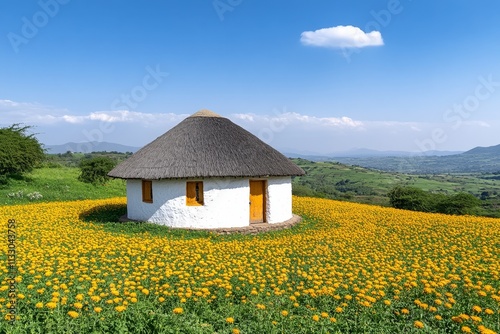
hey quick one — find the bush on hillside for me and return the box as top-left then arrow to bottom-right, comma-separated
436,192 -> 481,215
387,186 -> 434,212
292,184 -> 318,197
78,157 -> 116,186
388,185 -> 480,215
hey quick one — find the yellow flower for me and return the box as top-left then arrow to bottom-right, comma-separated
401,308 -> 410,315
75,294 -> 84,301
35,302 -> 43,309
335,307 -> 343,313
434,315 -> 442,321
46,302 -> 57,309
232,329 -> 240,334
173,307 -> 183,314
67,311 -> 79,319
73,302 -> 83,309
414,321 -> 424,329
470,315 -> 482,323
281,311 -> 289,317
115,305 -> 126,312
484,308 -> 494,315
330,317 -> 337,323
321,312 -> 328,318
472,305 -> 482,313
226,317 -> 235,324
312,314 -> 320,322
94,307 -> 103,313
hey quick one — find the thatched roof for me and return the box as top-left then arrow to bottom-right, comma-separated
108,110 -> 305,179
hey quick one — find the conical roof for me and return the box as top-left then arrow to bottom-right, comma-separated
108,110 -> 305,179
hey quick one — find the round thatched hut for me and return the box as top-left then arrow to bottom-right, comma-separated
108,110 -> 305,229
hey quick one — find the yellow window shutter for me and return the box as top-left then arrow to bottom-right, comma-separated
142,180 -> 153,203
186,181 -> 203,206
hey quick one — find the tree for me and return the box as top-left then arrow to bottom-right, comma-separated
387,186 -> 434,212
0,124 -> 45,177
388,185 -> 481,216
436,193 -> 481,215
78,157 -> 116,185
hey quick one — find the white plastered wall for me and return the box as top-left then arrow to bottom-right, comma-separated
126,176 -> 293,228
126,178 -> 249,228
266,176 -> 293,224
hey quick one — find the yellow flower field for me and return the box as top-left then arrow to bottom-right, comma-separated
0,197 -> 499,333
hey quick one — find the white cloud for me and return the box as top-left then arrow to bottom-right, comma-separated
231,112 -> 363,128
62,115 -> 85,124
300,25 -> 384,49
0,99 -> 70,125
0,100 -> 187,127
466,120 -> 491,127
2,99 -> 499,153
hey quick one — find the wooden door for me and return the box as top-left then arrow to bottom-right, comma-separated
249,180 -> 266,223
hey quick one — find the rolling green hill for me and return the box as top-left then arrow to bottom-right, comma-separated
291,158 -> 500,217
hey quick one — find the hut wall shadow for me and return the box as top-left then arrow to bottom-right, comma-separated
79,203 -> 127,224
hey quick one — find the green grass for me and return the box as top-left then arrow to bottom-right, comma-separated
0,166 -> 126,205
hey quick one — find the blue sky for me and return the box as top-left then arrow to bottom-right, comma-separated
1,0 -> 500,154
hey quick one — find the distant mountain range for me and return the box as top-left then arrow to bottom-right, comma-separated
462,144 -> 500,155
284,148 -> 464,160
328,144 -> 500,174
44,141 -> 140,154
45,141 -> 499,160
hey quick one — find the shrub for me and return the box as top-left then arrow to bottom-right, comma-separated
292,184 -> 317,197
436,192 -> 481,215
0,174 -> 9,186
387,186 -> 434,212
388,186 -> 481,215
78,157 -> 116,186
